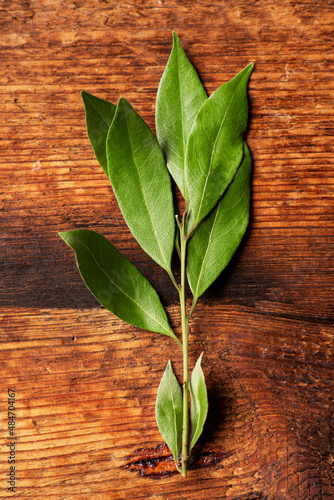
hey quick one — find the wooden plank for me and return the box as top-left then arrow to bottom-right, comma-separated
1,0 -> 333,498
0,305 -> 333,498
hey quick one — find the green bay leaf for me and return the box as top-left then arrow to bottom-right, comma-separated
186,63 -> 253,232
156,360 -> 183,470
189,353 -> 208,451
81,91 -> 116,173
187,143 -> 251,300
59,229 -> 179,343
106,98 -> 175,273
156,32 -> 207,199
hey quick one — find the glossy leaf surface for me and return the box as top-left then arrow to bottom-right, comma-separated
187,143 -> 251,300
59,229 -> 178,341
81,91 -> 116,173
189,353 -> 208,451
156,360 -> 183,467
156,32 -> 207,199
106,97 -> 175,272
186,63 -> 253,231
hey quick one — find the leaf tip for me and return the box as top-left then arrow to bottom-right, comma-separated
117,95 -> 131,111
172,30 -> 180,43
81,90 -> 90,104
58,231 -> 71,244
172,31 -> 184,54
246,62 -> 255,75
58,230 -> 75,246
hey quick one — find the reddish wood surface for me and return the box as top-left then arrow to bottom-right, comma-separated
1,1 -> 333,498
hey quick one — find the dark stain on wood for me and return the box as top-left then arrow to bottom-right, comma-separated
123,443 -> 231,478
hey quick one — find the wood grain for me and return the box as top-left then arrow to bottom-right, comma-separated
1,0 -> 333,498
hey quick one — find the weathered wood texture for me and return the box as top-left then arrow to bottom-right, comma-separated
1,0 -> 333,498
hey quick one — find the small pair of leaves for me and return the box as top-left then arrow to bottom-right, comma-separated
156,355 -> 208,468
59,229 -> 179,345
187,143 -> 252,301
82,91 -> 175,274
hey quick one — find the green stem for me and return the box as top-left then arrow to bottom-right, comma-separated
179,216 -> 189,477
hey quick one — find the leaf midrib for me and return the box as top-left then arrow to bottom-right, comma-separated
192,79 -> 242,230
193,198 -> 221,301
167,364 -> 181,455
189,355 -> 205,449
175,41 -> 187,198
192,186 -> 249,299
190,398 -> 200,448
123,102 -> 171,273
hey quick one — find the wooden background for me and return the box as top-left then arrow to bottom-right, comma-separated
1,0 -> 333,498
